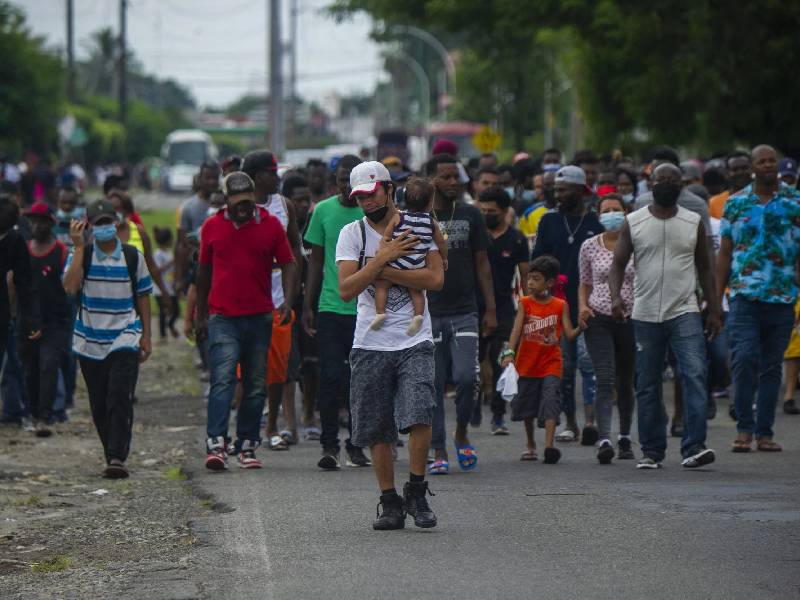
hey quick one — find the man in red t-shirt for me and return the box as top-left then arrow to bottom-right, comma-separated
196,172 -> 296,471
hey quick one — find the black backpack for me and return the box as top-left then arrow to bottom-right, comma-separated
80,243 -> 141,316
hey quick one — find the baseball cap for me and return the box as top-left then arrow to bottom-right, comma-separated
555,165 -> 592,193
24,201 -> 55,221
349,161 -> 391,198
779,158 -> 798,177
86,198 -> 117,224
222,172 -> 255,197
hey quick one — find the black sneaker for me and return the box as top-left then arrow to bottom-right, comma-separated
597,440 -> 615,464
318,448 -> 340,470
617,437 -> 635,460
403,481 -> 437,528
636,456 -> 663,469
345,446 -> 372,467
373,492 -> 406,530
681,448 -> 715,468
784,399 -> 800,415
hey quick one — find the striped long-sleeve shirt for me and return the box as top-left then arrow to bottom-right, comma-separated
65,239 -> 152,360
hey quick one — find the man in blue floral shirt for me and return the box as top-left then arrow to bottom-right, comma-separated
717,145 -> 800,453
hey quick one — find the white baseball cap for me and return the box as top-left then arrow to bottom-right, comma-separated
349,161 -> 392,198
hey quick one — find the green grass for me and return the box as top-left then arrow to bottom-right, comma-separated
139,208 -> 179,238
31,555 -> 69,573
163,466 -> 187,481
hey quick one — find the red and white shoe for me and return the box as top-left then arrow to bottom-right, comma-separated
205,436 -> 228,471
237,439 -> 263,469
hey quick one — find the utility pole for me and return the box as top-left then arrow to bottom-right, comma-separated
268,0 -> 284,156
118,0 -> 128,124
288,0 -> 298,148
66,0 -> 75,101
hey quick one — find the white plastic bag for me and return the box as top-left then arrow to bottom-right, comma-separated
496,363 -> 519,402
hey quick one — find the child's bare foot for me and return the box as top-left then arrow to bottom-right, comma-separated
521,446 -> 538,461
406,315 -> 424,336
369,313 -> 386,330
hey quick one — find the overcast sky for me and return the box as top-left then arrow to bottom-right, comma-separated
17,0 -> 385,108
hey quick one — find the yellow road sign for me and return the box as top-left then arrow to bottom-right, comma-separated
472,126 -> 502,153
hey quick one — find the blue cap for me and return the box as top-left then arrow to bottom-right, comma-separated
779,158 -> 797,177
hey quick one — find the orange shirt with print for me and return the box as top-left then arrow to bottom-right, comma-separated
515,296 -> 565,378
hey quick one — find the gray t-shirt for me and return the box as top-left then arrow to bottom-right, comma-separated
635,187 -> 711,236
179,194 -> 210,234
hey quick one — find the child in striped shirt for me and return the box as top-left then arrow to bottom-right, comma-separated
370,178 -> 448,336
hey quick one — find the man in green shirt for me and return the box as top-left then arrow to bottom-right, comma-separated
303,154 -> 367,470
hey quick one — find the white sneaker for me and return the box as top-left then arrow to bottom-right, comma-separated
636,457 -> 663,469
681,448 -> 715,468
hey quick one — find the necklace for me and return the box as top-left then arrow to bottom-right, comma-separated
433,201 -> 457,240
563,212 -> 587,244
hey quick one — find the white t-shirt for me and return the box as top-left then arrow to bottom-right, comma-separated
709,217 -> 729,312
152,248 -> 174,297
336,217 -> 437,351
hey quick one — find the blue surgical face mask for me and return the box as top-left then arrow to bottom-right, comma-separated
622,193 -> 634,205
599,211 -> 625,232
521,189 -> 536,203
93,223 -> 117,242
56,207 -> 85,221
504,186 -> 516,199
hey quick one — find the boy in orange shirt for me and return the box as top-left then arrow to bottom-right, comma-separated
501,255 -> 582,464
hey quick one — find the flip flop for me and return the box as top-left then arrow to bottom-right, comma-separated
543,447 -> 561,464
427,459 -> 449,475
731,438 -> 751,453
454,442 -> 478,471
520,449 -> 538,461
756,439 -> 782,452
269,435 -> 289,451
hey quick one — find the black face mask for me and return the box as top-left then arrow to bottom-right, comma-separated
31,225 -> 51,242
484,214 -> 501,230
365,203 -> 388,223
652,182 -> 682,207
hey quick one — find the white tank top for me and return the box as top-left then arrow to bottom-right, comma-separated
628,205 -> 700,323
259,194 -> 289,308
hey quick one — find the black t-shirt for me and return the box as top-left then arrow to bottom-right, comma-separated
530,210 -> 603,320
478,226 -> 529,324
0,229 -> 40,333
28,241 -> 70,328
427,201 -> 491,317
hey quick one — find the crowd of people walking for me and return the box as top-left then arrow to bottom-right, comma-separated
1,141 -> 799,530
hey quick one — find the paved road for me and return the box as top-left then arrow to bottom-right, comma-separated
188,391 -> 800,600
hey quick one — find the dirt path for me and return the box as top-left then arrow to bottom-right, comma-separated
0,337 -> 209,599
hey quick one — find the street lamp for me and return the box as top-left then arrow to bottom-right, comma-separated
388,25 -> 456,118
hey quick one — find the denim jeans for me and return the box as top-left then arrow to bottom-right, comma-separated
583,315 -> 636,440
707,312 -> 729,391
477,315 -> 513,422
431,312 -> 480,451
316,312 -> 356,452
633,313 -> 708,461
560,334 -> 596,419
1,320 -> 30,421
728,298 -> 794,439
19,327 -> 71,423
207,313 -> 272,448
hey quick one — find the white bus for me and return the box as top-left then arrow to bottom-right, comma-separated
160,129 -> 218,193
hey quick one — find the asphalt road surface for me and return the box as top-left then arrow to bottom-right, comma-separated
188,390 -> 800,600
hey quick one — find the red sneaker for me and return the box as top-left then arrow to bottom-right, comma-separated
205,436 -> 228,471
237,440 -> 262,469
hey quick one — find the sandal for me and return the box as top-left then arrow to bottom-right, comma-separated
279,430 -> 297,446
520,449 -> 538,461
454,442 -> 478,471
427,459 -> 449,475
269,435 -> 289,451
731,438 -> 752,453
756,439 -> 782,452
555,429 -> 577,442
